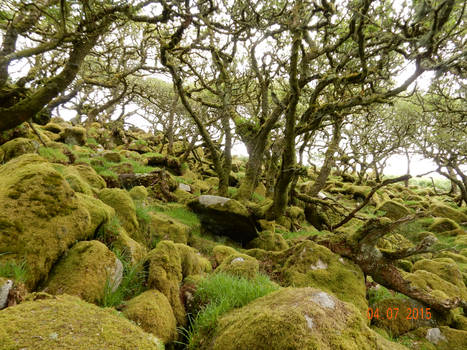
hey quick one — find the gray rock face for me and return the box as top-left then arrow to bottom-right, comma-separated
178,183 -> 192,193
426,328 -> 447,344
189,195 -> 258,244
0,279 -> 13,309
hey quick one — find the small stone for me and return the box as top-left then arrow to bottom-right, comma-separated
231,257 -> 245,264
0,279 -> 13,309
311,291 -> 335,309
310,259 -> 327,270
426,328 -> 447,344
178,183 -> 191,192
49,332 -> 58,340
304,314 -> 314,330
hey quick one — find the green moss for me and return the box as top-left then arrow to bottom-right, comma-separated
412,258 -> 465,289
149,212 -> 190,246
0,137 -> 39,162
0,154 -> 95,289
247,230 -> 289,251
186,272 -> 279,349
129,186 -> 148,201
377,200 -> 410,220
196,287 -> 407,350
98,188 -> 139,240
429,218 -> 461,233
70,163 -> 107,190
175,243 -> 212,277
431,204 -> 467,224
122,290 -> 177,344
404,326 -> 467,350
216,253 -> 259,280
212,245 -> 238,265
146,241 -> 185,326
42,240 -> 120,304
38,146 -> 68,162
0,294 -> 164,349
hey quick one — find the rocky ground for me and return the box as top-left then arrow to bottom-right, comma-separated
0,120 -> 466,350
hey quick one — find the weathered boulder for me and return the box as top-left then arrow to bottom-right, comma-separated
404,326 -> 467,350
377,200 -> 410,220
0,137 -> 39,162
129,185 -> 148,201
122,290 -> 178,343
175,243 -> 212,277
431,204 -> 467,224
212,245 -> 239,266
188,195 -> 258,244
0,278 -> 13,309
70,163 -> 107,190
149,212 -> 190,245
247,230 -> 289,251
0,294 -> 164,349
0,154 -> 99,289
98,188 -> 139,239
195,288 -> 407,350
42,241 -> 122,304
216,253 -> 259,279
247,240 -> 368,313
412,258 -> 465,289
59,126 -> 87,146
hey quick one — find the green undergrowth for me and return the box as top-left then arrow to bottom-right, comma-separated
0,257 -> 28,283
182,272 -> 279,349
367,284 -> 409,305
99,249 -> 147,308
38,146 -> 68,162
135,201 -> 151,225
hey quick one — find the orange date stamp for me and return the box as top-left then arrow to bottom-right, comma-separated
367,307 -> 432,321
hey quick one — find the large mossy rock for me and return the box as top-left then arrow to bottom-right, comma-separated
196,288 -> 407,350
247,240 -> 367,313
59,126 -> 87,146
149,212 -> 190,245
98,188 -> 139,239
377,200 -> 410,220
404,326 -> 467,350
188,195 -> 258,244
0,294 -> 164,349
0,137 -> 39,162
122,290 -> 178,344
247,230 -> 289,251
42,241 -> 122,304
431,204 -> 467,224
216,253 -> 259,279
429,218 -> 461,233
0,154 -> 104,289
412,258 -> 465,289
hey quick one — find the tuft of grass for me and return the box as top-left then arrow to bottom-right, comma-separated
157,206 -> 200,228
38,146 -> 68,162
0,259 -> 28,283
86,137 -> 98,145
184,272 -> 279,349
99,249 -> 147,308
135,201 -> 151,225
367,285 -> 409,306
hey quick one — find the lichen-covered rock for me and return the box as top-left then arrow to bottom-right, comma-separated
98,188 -> 139,239
412,258 -> 465,289
0,294 -> 164,349
195,288 -> 407,350
122,290 -> 177,343
149,212 -> 190,245
377,200 -> 410,220
247,240 -> 368,314
129,185 -> 148,201
146,241 -> 185,325
431,204 -> 467,224
42,241 -> 122,304
0,154 -> 98,289
188,195 -> 258,244
247,230 -> 289,251
59,126 -> 87,146
212,245 -> 239,265
216,253 -> 259,279
175,243 -> 212,277
429,218 -> 461,233
0,137 -> 39,162
370,297 -> 435,336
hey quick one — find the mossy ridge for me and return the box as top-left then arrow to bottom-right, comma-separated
0,294 -> 164,349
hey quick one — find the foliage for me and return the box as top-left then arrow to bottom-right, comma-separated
184,272 -> 279,349
0,259 -> 28,283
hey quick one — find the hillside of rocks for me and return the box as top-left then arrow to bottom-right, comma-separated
1,120 -> 466,350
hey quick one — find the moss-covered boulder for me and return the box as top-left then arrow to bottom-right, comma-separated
0,294 -> 164,349
111,227 -> 146,264
175,243 -> 212,277
247,230 -> 289,251
248,240 -> 367,313
412,258 -> 465,289
103,151 -> 122,163
129,185 -> 148,201
98,188 -> 139,238
188,195 -> 258,244
59,126 -> 87,146
42,241 -> 122,304
197,288 -> 407,350
0,154 -> 100,289
0,137 -> 39,162
122,290 -> 177,343
149,212 -> 190,245
76,193 -> 115,237
216,253 -> 259,279
72,163 -> 107,190
0,147 -> 4,163
370,297 -> 435,336
404,326 -> 467,350
429,218 -> 461,233
212,245 -> 238,265
146,241 -> 185,325
431,204 -> 467,224
63,166 -> 94,195
377,200 -> 410,220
